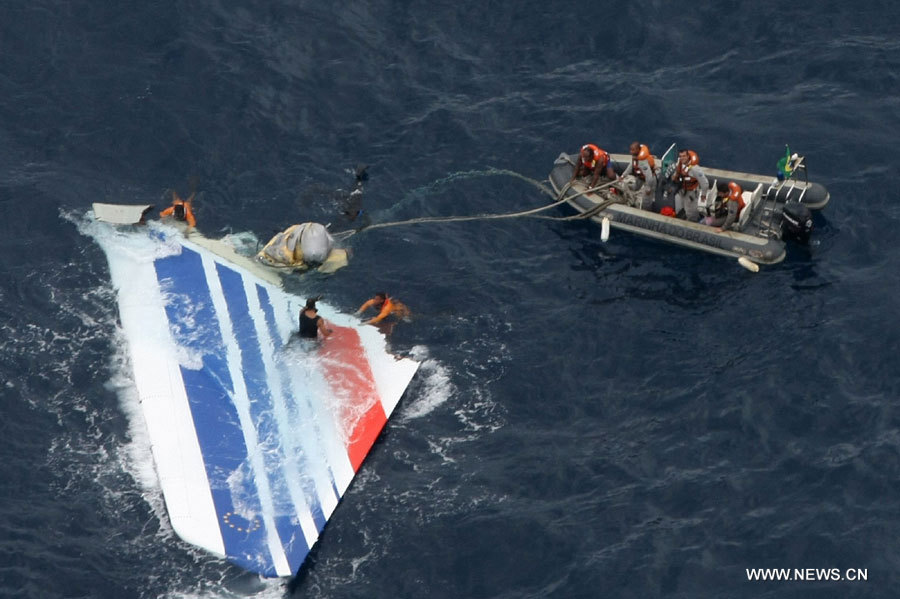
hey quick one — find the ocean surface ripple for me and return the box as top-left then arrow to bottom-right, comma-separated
1,2 -> 899,598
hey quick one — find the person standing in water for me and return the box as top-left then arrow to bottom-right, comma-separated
299,296 -> 332,339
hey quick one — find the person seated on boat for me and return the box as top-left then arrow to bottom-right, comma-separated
356,292 -> 411,325
569,144 -> 616,189
702,181 -> 745,232
299,296 -> 333,339
670,149 -> 709,221
159,190 -> 197,228
618,142 -> 657,210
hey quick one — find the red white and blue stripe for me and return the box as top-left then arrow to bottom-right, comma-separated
97,225 -> 419,577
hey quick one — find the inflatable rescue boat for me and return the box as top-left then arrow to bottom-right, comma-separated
548,145 -> 830,267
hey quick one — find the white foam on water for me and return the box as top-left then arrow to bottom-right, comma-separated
218,231 -> 263,256
399,345 -> 454,420
103,327 -> 172,537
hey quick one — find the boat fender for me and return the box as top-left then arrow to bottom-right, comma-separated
601,217 -> 610,242
738,256 -> 760,272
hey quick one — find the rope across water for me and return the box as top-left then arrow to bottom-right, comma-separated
331,173 -> 625,241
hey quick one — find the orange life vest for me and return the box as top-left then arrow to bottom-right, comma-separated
359,295 -> 410,324
581,144 -> 609,170
727,181 -> 745,214
713,182 -> 745,217
631,144 -> 656,180
160,196 -> 196,227
676,150 -> 701,191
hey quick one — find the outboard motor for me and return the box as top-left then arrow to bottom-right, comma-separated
781,200 -> 813,243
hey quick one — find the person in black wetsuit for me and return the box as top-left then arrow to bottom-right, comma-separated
298,297 -> 332,339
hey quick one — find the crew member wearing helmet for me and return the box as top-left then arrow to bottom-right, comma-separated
671,149 -> 709,221
619,141 -> 658,210
704,181 -> 745,232
569,143 -> 616,188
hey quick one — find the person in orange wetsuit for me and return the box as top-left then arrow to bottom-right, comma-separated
356,292 -> 410,325
159,190 -> 197,228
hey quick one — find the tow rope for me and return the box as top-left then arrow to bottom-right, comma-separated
332,177 -> 625,241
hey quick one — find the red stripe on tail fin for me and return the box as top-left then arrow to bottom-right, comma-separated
319,327 -> 387,471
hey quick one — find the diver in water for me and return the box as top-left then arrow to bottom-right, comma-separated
356,291 -> 410,325
336,164 -> 369,223
346,164 -> 368,218
160,190 -> 197,228
295,164 -> 370,227
299,296 -> 333,339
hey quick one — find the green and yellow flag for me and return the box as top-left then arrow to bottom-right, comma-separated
776,145 -> 792,181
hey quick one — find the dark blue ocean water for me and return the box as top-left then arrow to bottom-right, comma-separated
2,1 -> 899,597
